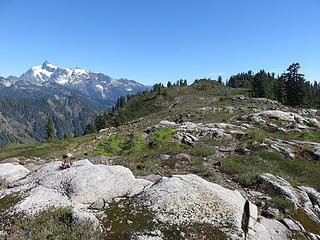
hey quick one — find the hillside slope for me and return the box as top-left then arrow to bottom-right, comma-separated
0,96 -> 97,147
1,80 -> 320,239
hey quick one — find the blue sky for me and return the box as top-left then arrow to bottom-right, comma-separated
0,0 -> 319,85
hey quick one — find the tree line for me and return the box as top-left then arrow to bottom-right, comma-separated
227,63 -> 319,108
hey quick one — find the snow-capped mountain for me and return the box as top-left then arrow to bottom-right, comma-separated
18,61 -> 147,101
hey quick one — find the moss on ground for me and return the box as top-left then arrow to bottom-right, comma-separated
102,198 -> 228,240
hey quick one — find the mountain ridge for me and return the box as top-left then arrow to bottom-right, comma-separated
17,61 -> 147,102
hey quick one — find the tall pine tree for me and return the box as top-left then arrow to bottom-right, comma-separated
45,117 -> 54,142
284,63 -> 306,107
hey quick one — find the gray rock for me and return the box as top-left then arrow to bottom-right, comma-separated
136,174 -> 162,183
0,230 -> 7,239
2,160 -> 152,227
308,147 -> 320,161
0,163 -> 30,184
173,132 -> 199,146
249,217 -> 289,240
135,174 -> 266,239
175,153 -> 191,161
159,154 -> 170,161
127,179 -> 153,197
258,173 -> 320,224
211,129 -> 232,139
246,110 -> 320,128
134,236 -> 163,240
1,157 -> 21,164
159,120 -> 177,126
282,218 -> 303,231
229,130 -> 246,138
262,207 -> 280,219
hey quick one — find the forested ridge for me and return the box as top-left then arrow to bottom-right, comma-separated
227,63 -> 319,108
0,96 -> 97,147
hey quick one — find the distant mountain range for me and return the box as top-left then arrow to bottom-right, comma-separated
0,62 -> 148,146
2,61 -> 148,107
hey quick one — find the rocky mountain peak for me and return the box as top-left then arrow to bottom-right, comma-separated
17,61 -> 147,101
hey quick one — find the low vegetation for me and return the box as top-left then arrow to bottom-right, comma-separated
5,207 -> 100,240
221,151 -> 320,191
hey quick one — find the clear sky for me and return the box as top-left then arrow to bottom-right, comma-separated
0,0 -> 319,85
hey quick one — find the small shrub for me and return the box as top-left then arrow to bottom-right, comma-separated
5,206 -> 100,240
308,120 -> 316,127
95,133 -> 125,156
122,131 -> 146,153
235,172 -> 258,187
266,197 -> 294,213
150,126 -> 176,146
297,130 -> 315,141
246,129 -> 264,141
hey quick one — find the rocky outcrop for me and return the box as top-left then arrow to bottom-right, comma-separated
258,173 -> 320,225
134,174 -> 272,240
1,160 -> 152,226
174,121 -> 248,141
0,160 -> 287,239
232,95 -> 283,107
0,163 -> 30,184
243,110 -> 320,129
3,161 -> 318,239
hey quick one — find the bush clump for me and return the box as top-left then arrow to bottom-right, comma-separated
297,130 -> 315,141
266,197 -> 294,213
245,129 -> 264,141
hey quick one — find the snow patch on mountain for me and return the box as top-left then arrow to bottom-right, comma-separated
96,84 -> 103,91
31,65 -> 54,81
18,61 -> 147,102
73,68 -> 88,75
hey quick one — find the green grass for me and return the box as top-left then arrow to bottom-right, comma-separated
190,144 -> 215,157
221,151 -> 320,191
5,207 -> 101,240
291,208 -> 320,235
297,130 -> 316,141
0,134 -> 95,161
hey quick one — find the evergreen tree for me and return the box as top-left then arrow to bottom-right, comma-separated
274,76 -> 286,103
95,114 -> 107,132
73,130 -> 80,138
252,70 -> 271,98
45,117 -> 54,142
183,79 -> 187,86
218,75 -> 222,84
167,81 -> 172,88
84,123 -> 96,135
63,133 -> 69,139
284,63 -> 306,106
